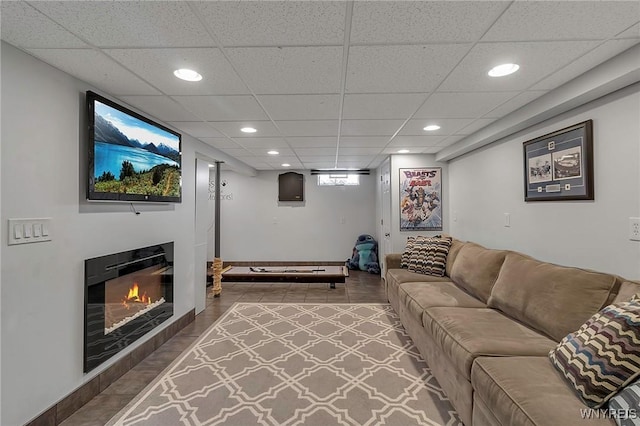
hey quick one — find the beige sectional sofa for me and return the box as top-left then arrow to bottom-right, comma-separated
385,237 -> 640,426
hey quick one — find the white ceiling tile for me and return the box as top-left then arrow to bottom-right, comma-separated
219,148 -> 256,157
616,23 -> 640,39
210,121 -> 280,138
105,48 -> 249,95
438,135 -> 467,146
172,96 -> 268,121
303,161 -> 339,169
238,158 -> 275,170
400,118 -> 477,136
226,47 -> 343,94
341,120 -> 405,136
257,95 -> 340,120
342,94 -> 427,119
27,49 -> 160,96
487,91 -> 547,119
351,2 -> 509,44
530,40 -> 640,90
293,148 -> 337,156
346,44 -> 471,93
263,155 -> 300,165
439,41 -> 599,92
254,147 -> 296,157
336,155 -> 376,163
199,138 -> 241,150
414,92 -> 517,119
483,1 -> 640,41
31,2 -> 213,47
0,2 -> 88,48
277,162 -> 304,170
388,136 -> 444,148
119,96 -> 199,122
194,2 -> 345,46
339,137 -> 390,148
168,122 -> 225,138
276,121 -> 338,137
455,119 -> 497,136
417,146 -> 444,154
233,138 -> 291,149
336,159 -> 374,169
339,147 -> 383,155
287,137 -> 339,148
297,155 -> 336,163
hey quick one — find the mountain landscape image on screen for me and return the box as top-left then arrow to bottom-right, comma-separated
93,100 -> 181,199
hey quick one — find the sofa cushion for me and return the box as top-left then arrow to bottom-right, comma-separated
386,268 -> 451,286
472,357 -> 614,426
548,298 -> 640,408
449,242 -> 507,303
488,252 -> 618,342
445,238 -> 465,278
612,280 -> 640,304
407,235 -> 452,277
398,281 -> 485,319
422,307 -> 556,380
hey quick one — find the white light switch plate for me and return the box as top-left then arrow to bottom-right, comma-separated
630,217 -> 640,241
8,218 -> 52,245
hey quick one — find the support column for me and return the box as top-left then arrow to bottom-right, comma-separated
212,161 -> 223,297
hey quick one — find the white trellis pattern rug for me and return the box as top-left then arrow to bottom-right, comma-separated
107,303 -> 461,426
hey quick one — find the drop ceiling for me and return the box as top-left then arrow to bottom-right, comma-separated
2,1 -> 639,171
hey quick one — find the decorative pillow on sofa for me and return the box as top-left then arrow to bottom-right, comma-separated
406,236 -> 452,277
609,378 -> 640,426
400,236 -> 430,268
548,298 -> 640,408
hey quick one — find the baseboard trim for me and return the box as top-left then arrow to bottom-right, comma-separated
222,260 -> 346,267
26,309 -> 196,426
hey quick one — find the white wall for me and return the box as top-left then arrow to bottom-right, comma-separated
448,83 -> 640,279
217,170 -> 377,261
0,43 -> 233,425
389,154 -> 449,253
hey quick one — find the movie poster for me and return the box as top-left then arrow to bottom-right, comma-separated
400,168 -> 442,231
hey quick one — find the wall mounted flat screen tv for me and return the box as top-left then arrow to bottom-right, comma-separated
87,91 -> 182,203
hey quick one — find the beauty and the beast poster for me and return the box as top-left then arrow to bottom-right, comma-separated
400,168 -> 442,231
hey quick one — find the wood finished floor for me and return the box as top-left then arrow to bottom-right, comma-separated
59,271 -> 386,426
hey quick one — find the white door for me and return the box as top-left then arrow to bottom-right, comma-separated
380,158 -> 392,278
194,158 -> 210,314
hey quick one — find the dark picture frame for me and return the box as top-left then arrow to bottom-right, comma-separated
523,120 -> 593,201
399,167 -> 442,231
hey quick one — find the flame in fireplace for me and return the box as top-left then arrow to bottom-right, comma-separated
122,283 -> 152,308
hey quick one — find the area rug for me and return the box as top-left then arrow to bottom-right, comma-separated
107,303 -> 461,426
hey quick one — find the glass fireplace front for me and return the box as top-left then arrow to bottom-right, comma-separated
84,242 -> 174,373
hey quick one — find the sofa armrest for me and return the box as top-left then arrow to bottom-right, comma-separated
385,253 -> 403,270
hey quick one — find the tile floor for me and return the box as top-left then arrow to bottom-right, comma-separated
59,270 -> 386,426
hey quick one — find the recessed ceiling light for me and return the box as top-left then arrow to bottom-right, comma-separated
397,149 -> 410,154
240,127 -> 257,133
423,125 -> 441,131
488,63 -> 520,77
173,68 -> 202,82
282,163 -> 291,167
208,164 -> 215,168
268,150 -> 279,155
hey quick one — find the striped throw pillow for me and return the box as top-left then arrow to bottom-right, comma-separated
609,379 -> 640,426
407,236 -> 452,277
548,299 -> 640,408
401,236 -> 431,268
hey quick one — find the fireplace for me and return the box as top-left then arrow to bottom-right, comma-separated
84,242 -> 174,373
